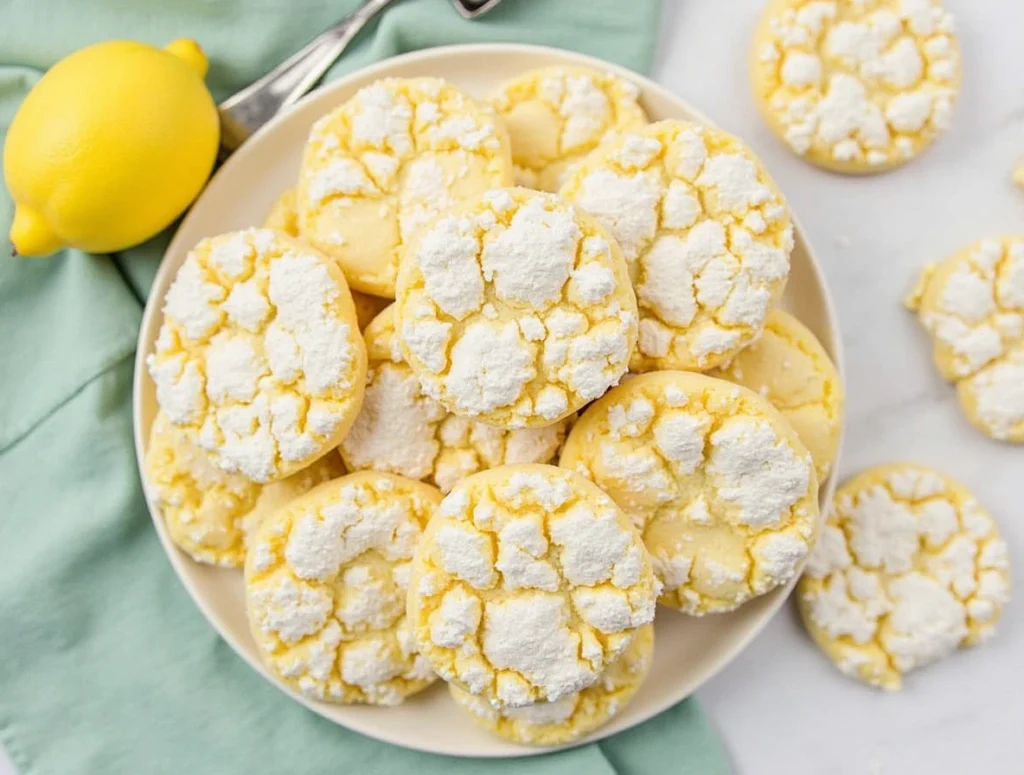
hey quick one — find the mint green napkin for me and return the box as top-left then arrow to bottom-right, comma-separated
0,2 -> 731,773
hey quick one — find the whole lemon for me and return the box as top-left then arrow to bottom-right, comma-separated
4,39 -> 218,256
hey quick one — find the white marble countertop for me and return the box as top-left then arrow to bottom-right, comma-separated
656,1 -> 1023,773
2,1 -> 1021,773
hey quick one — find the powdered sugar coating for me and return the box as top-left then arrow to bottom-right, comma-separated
448,623 -> 654,746
487,66 -> 648,192
560,120 -> 794,372
340,306 -> 571,492
798,464 -> 1011,690
906,236 -> 1024,442
561,371 -> 819,615
245,471 -> 441,705
145,412 -> 345,567
752,0 -> 959,173
407,464 -> 657,708
147,229 -> 367,482
262,188 -> 391,331
711,309 -> 844,479
297,78 -> 514,297
395,188 -> 638,429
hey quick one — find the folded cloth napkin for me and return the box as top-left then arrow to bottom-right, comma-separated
0,1 -> 730,772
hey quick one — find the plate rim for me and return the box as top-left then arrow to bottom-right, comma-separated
132,41 -> 844,758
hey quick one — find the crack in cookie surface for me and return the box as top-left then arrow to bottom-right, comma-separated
147,228 -> 367,482
751,0 -> 960,173
407,464 -> 657,708
297,78 -> 514,297
561,371 -> 819,615
395,187 -> 638,429
245,471 -> 441,704
560,120 -> 794,372
797,464 -> 1011,689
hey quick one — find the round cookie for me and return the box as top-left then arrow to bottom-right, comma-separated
296,77 -> 514,297
710,309 -> 844,480
751,0 -> 960,173
340,305 -> 572,492
245,471 -> 441,704
560,371 -> 819,615
145,411 -> 345,566
559,120 -> 794,372
394,187 -> 638,429
147,228 -> 367,483
407,464 -> 658,708
798,464 -> 1011,690
263,188 -> 390,331
906,236 -> 1024,442
449,623 -> 653,746
487,66 -> 648,192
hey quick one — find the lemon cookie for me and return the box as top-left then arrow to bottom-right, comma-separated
487,66 -> 648,192
798,464 -> 1011,690
340,305 -> 571,492
147,228 -> 367,483
407,464 -> 657,708
245,471 -> 441,704
710,310 -> 844,480
751,0 -> 960,173
263,188 -> 390,330
906,236 -> 1024,442
559,120 -> 794,372
449,623 -> 653,746
561,371 -> 819,615
394,187 -> 638,429
145,412 -> 345,566
296,77 -> 514,297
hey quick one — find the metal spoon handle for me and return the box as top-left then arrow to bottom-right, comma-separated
218,0 -> 399,155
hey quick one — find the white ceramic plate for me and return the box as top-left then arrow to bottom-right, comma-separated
133,43 -> 843,758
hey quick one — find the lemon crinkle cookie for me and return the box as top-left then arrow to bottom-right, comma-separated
407,464 -> 658,708
245,471 -> 441,704
906,236 -> 1024,442
710,309 -> 844,480
751,0 -> 960,173
395,187 -> 638,429
296,77 -> 514,297
449,623 -> 653,746
798,464 -> 1011,690
561,371 -> 819,615
263,188 -> 389,330
487,66 -> 648,192
147,228 -> 367,483
145,412 -> 345,566
560,120 -> 794,372
341,305 -> 571,492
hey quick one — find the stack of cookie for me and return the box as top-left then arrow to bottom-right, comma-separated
143,65 -> 854,745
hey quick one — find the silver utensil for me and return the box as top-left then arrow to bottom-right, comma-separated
217,0 -> 505,159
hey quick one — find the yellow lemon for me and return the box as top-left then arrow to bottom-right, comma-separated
4,39 -> 218,256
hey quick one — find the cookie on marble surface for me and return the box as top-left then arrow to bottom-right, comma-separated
560,371 -> 819,615
798,463 -> 1010,690
906,236 -> 1024,442
559,120 -> 794,372
449,623 -> 653,746
710,309 -> 844,480
407,464 -> 657,709
245,471 -> 441,704
147,228 -> 367,482
296,78 -> 514,297
263,188 -> 390,330
751,0 -> 960,173
487,66 -> 648,192
395,187 -> 637,429
340,305 -> 572,492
